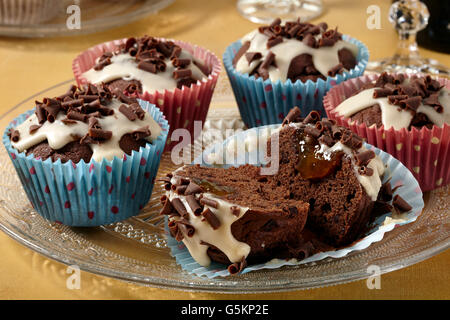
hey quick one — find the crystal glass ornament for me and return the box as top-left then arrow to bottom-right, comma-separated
367,0 -> 449,77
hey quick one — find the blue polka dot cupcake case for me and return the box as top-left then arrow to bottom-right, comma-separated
3,85 -> 169,227
223,18 -> 369,128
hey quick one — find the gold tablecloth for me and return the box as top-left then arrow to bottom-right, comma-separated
0,0 -> 448,299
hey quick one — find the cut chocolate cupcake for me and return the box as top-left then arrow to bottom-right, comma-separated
161,108 -> 396,273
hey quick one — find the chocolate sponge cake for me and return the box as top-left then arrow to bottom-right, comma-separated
161,109 -> 396,273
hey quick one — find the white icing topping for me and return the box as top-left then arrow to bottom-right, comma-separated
82,50 -> 207,94
235,29 -> 359,82
382,212 -> 408,226
167,184 -> 250,267
335,87 -> 450,130
11,99 -> 162,162
318,141 -> 385,201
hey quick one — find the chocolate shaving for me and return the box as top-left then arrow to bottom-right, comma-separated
137,61 -> 157,74
200,197 -> 219,209
173,69 -> 192,80
328,63 -> 344,77
171,197 -> 189,218
355,150 -> 375,167
358,165 -> 374,176
399,96 -> 422,112
227,257 -> 247,275
10,129 -> 20,142
304,125 -> 322,138
29,124 -> 41,134
373,87 -> 394,98
173,58 -> 191,68
132,126 -> 151,140
282,106 -> 302,125
67,110 -> 87,123
160,198 -> 174,215
202,208 -> 221,230
119,104 -> 137,121
129,103 -> 145,120
185,181 -> 203,195
245,52 -> 262,65
267,36 -> 283,48
35,103 -> 47,124
186,195 -> 202,216
303,110 -> 320,124
392,195 -> 412,213
88,128 -> 113,140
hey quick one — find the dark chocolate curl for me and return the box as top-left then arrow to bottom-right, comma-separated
173,69 -> 192,80
200,197 -> 219,209
227,257 -> 247,275
67,110 -> 87,122
303,110 -> 320,124
171,197 -> 189,218
282,106 -> 302,125
399,96 -> 422,112
160,199 -> 174,215
355,150 -> 375,167
119,104 -> 137,121
186,195 -> 202,216
137,61 -> 157,74
393,195 -> 412,213
35,103 -> 47,124
358,166 -> 374,176
132,126 -> 151,140
29,124 -> 41,134
185,181 -> 203,195
10,129 -> 20,142
88,128 -> 113,140
245,52 -> 262,65
202,208 -> 221,230
267,36 -> 283,48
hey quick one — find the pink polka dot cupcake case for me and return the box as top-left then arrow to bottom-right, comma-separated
3,99 -> 169,226
323,73 -> 449,192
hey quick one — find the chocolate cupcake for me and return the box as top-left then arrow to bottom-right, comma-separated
324,73 -> 450,191
73,36 -> 221,150
160,109 -> 418,274
223,18 -> 369,128
3,83 -> 169,226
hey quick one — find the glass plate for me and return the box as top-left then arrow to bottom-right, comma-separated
0,0 -> 173,38
0,79 -> 449,293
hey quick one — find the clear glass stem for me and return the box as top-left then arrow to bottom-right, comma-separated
394,31 -> 421,60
